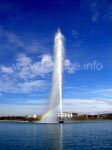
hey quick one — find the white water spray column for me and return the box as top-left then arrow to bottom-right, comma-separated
53,29 -> 65,120
42,29 -> 65,123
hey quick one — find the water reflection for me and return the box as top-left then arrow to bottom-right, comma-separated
45,124 -> 63,150
0,122 -> 112,150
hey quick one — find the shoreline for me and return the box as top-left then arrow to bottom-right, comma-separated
0,120 -> 29,123
0,119 -> 112,123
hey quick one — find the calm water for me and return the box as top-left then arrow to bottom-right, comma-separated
0,121 -> 112,150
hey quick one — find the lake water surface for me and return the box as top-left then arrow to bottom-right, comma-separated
0,121 -> 112,150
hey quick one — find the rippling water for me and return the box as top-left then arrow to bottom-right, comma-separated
0,121 -> 112,150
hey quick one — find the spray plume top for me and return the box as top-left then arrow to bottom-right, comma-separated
58,28 -> 61,33
55,28 -> 64,42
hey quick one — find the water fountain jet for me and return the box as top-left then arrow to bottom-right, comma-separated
42,29 -> 65,123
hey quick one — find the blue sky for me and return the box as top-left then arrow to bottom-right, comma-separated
0,0 -> 112,116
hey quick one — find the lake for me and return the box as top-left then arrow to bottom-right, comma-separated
0,121 -> 112,150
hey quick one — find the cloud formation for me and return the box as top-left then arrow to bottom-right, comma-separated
0,26 -> 46,54
0,53 -> 74,94
0,98 -> 112,116
92,89 -> 112,98
81,0 -> 112,22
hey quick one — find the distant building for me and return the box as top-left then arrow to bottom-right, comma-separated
57,112 -> 73,118
33,114 -> 37,118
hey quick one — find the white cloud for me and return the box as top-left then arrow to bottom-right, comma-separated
63,98 -> 112,113
0,66 -> 14,73
0,78 -> 47,94
91,89 -> 112,98
93,89 -> 112,93
16,53 -> 32,67
31,54 -> 53,76
0,51 -> 75,94
15,53 -> 54,79
41,54 -> 53,65
82,0 -> 112,22
0,53 -> 74,93
18,80 -> 47,93
0,104 -> 45,116
64,59 -> 75,73
0,53 -> 49,93
0,98 -> 111,116
0,26 -> 46,54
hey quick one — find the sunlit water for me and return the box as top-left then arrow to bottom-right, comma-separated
0,121 -> 112,150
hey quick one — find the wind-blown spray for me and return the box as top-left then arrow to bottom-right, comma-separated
41,29 -> 65,123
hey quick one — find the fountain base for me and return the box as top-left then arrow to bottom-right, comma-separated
59,120 -> 64,123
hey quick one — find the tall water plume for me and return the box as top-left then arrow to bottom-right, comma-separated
42,29 -> 65,123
